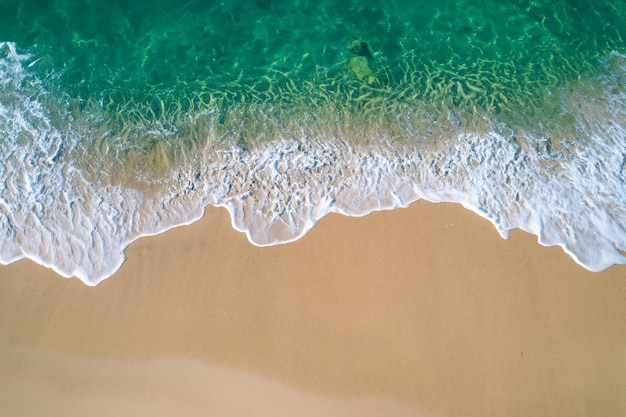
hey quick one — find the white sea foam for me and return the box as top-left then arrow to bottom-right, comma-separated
1,41 -> 626,285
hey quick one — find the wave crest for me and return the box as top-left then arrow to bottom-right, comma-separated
1,41 -> 626,284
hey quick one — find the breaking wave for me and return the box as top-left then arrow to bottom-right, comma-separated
1,38 -> 626,284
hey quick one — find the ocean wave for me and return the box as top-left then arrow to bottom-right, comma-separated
1,41 -> 626,285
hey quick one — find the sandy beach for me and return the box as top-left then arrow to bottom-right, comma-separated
1,201 -> 625,417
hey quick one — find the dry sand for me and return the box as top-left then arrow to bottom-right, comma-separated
1,201 -> 625,417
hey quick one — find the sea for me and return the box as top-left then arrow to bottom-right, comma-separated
1,0 -> 625,285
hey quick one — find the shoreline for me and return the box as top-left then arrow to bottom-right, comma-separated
1,201 -> 626,416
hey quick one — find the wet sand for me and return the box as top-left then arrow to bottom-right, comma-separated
1,201 -> 625,417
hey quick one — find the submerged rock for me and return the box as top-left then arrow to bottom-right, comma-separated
347,40 -> 380,87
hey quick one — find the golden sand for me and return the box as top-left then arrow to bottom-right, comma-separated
1,201 -> 625,416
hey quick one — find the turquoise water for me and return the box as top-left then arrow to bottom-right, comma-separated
1,0 -> 626,284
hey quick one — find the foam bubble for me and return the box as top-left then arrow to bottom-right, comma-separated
1,41 -> 626,285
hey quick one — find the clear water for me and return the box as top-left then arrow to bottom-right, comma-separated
1,0 -> 625,284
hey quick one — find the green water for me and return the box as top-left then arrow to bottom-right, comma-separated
2,0 -> 624,133
1,0 -> 626,180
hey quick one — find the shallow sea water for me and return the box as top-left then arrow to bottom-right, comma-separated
1,0 -> 625,284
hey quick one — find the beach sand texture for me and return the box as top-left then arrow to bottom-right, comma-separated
1,201 -> 626,417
